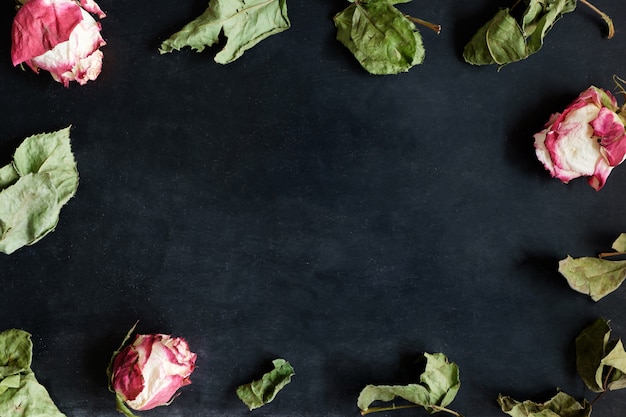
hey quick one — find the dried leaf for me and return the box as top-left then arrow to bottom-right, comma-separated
463,0 -> 576,66
601,340 -> 626,390
497,391 -> 591,417
0,127 -> 78,254
463,9 -> 526,66
559,255 -> 626,301
13,126 -> 78,206
236,358 -> 295,410
0,329 -> 66,417
0,329 -> 32,378
0,164 -> 18,190
334,0 -> 425,75
357,352 -> 460,414
159,0 -> 290,64
575,318 -> 626,393
0,174 -> 60,254
523,0 -> 576,56
611,233 -> 626,252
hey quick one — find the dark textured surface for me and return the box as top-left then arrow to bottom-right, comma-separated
2,1 -> 626,416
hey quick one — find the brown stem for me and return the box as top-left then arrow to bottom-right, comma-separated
590,367 -> 615,406
430,404 -> 464,417
598,251 -> 626,259
404,15 -> 441,34
579,0 -> 615,39
360,404 -> 421,415
589,390 -> 607,406
360,404 -> 462,417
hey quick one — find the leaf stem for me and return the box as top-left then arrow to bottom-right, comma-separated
589,390 -> 606,406
430,404 -> 464,417
360,404 -> 421,415
579,0 -> 615,39
590,367 -> 614,406
598,251 -> 626,259
360,404 -> 462,417
404,15 -> 441,34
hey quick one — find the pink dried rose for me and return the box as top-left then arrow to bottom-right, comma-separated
109,332 -> 197,415
11,0 -> 106,87
534,85 -> 626,190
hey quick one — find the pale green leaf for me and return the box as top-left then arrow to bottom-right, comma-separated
497,391 -> 591,417
524,0 -> 576,56
0,329 -> 66,417
0,374 -> 21,396
357,384 -> 430,411
0,163 -> 19,190
357,352 -> 460,414
159,0 -> 290,64
558,255 -> 626,301
599,340 -> 626,390
0,329 -> 32,378
236,358 -> 295,410
0,127 -> 78,254
612,233 -> 626,252
463,9 -> 526,66
13,126 -> 78,206
420,352 -> 461,409
574,318 -> 626,392
0,174 -> 60,255
463,0 -> 576,66
334,0 -> 425,75
601,339 -> 626,374
521,0 -> 544,34
0,372 -> 66,417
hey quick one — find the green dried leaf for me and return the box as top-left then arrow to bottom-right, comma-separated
463,9 -> 526,66
0,329 -> 32,378
611,233 -> 626,252
358,384 -> 430,411
13,126 -> 78,206
0,164 -> 19,190
601,339 -> 626,390
0,174 -> 61,254
523,0 -> 576,56
0,127 -> 78,254
357,352 -> 460,414
159,0 -> 290,64
575,318 -> 626,393
0,374 -> 21,396
0,372 -> 66,417
559,255 -> 626,301
497,391 -> 591,417
334,0 -> 425,75
236,358 -> 295,410
0,329 -> 66,417
576,318 -> 611,392
463,0 -> 576,66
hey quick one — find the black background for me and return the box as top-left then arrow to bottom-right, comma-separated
2,1 -> 626,416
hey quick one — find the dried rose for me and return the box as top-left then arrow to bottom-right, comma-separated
534,86 -> 626,190
11,0 -> 106,87
109,333 -> 197,415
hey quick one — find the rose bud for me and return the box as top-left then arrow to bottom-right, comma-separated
11,0 -> 106,87
110,333 -> 197,414
534,86 -> 626,190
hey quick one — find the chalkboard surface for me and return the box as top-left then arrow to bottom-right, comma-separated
1,1 -> 626,416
